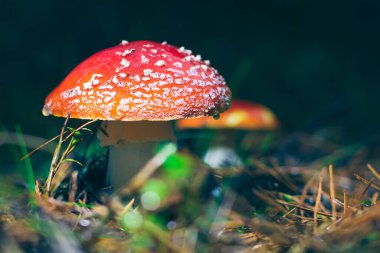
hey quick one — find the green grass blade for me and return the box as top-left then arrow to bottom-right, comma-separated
15,125 -> 36,206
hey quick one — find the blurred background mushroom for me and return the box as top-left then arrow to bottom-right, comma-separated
176,99 -> 279,169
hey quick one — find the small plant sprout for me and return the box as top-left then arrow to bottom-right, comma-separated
31,116 -> 97,196
42,40 -> 231,190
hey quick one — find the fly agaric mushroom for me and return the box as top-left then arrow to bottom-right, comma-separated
42,40 -> 231,189
176,100 -> 278,168
177,100 -> 278,130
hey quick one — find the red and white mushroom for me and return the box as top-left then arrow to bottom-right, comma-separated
43,40 -> 231,189
176,100 -> 279,130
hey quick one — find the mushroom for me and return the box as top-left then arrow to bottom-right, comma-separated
176,99 -> 278,168
42,40 -> 231,189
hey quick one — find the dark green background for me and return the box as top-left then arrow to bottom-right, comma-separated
1,0 -> 379,138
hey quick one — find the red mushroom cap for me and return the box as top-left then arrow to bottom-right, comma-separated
176,100 -> 279,130
43,40 -> 231,121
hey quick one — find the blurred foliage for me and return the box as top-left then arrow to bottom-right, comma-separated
1,123 -> 380,252
1,0 -> 380,140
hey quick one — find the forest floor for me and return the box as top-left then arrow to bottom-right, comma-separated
1,120 -> 380,253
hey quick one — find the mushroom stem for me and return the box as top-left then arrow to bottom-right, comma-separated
98,121 -> 175,190
203,145 -> 243,169
107,141 -> 160,189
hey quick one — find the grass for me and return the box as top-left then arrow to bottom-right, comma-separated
1,119 -> 380,252
15,126 -> 36,204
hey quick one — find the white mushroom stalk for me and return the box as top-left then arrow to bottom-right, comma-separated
97,121 -> 175,189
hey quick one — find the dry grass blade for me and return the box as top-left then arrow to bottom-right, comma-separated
322,204 -> 380,247
277,200 -> 338,218
209,188 -> 237,237
313,174 -> 323,233
299,173 -> 317,218
20,132 -> 66,161
251,159 -> 297,192
143,219 -> 185,253
371,192 -> 378,204
249,218 -> 295,246
69,171 -> 79,203
121,198 -> 135,216
34,180 -> 42,199
343,191 -> 348,218
21,119 -> 97,161
46,115 -> 70,194
282,207 -> 296,218
120,143 -> 177,194
353,174 -> 380,191
253,190 -> 288,214
45,118 -> 97,195
359,178 -> 374,199
49,161 -> 74,194
367,163 -> 380,181
329,164 -> 337,225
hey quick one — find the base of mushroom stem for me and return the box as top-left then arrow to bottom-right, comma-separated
203,145 -> 243,169
107,141 -> 159,190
